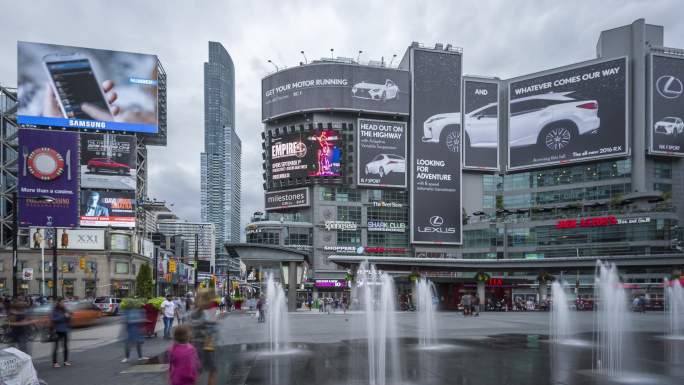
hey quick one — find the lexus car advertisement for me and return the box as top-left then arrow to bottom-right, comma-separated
650,54 -> 684,156
463,79 -> 499,170
410,48 -> 462,245
17,41 -> 159,134
262,63 -> 409,121
265,187 -> 310,211
80,133 -> 137,190
80,190 -> 136,228
269,129 -> 343,182
508,57 -> 628,170
357,119 -> 407,188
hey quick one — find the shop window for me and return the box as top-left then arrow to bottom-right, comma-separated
62,279 -> 75,297
337,230 -> 361,246
115,262 -> 129,274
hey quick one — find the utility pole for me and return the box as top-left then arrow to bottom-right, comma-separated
194,233 -> 199,288
11,192 -> 18,297
52,227 -> 58,299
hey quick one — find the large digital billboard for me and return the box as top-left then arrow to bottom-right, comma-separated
80,190 -> 136,228
18,41 -> 158,134
357,119 -> 407,188
410,48 -> 462,245
508,57 -> 628,170
80,133 -> 136,190
269,129 -> 343,182
265,187 -> 310,211
18,129 -> 79,227
649,54 -> 684,156
463,78 -> 499,170
262,63 -> 410,121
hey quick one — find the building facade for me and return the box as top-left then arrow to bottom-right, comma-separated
157,219 -> 216,267
251,20 -> 684,305
201,41 -> 242,269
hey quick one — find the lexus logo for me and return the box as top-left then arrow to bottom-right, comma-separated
429,216 -> 444,226
656,75 -> 683,99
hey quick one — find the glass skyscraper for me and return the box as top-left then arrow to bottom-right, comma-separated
201,42 -> 242,267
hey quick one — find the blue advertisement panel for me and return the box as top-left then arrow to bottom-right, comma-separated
17,41 -> 158,134
18,129 -> 79,227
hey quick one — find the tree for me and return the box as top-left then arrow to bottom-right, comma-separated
135,263 -> 154,298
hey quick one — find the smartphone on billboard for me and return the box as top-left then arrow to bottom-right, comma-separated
43,53 -> 112,120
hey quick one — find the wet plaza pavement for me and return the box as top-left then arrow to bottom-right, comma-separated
138,311 -> 683,385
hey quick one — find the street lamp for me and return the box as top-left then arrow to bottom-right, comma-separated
267,60 -> 279,71
12,193 -> 56,298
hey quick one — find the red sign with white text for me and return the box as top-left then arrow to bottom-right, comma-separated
556,216 -> 617,229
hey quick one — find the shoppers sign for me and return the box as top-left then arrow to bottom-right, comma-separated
80,133 -> 136,190
30,228 -> 105,250
324,221 -> 357,231
268,130 -> 343,182
463,78 -> 499,170
649,54 -> 684,156
262,63 -> 409,121
18,129 -> 79,228
17,41 -> 159,134
357,119 -> 407,188
80,190 -> 136,227
265,187 -> 309,211
410,47 -> 463,245
367,221 -> 406,232
323,245 -> 362,254
508,57 -> 628,170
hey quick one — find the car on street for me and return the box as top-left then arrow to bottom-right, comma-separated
654,116 -> 684,136
86,158 -> 131,175
28,302 -> 102,329
364,154 -> 406,177
351,79 -> 399,101
421,92 -> 600,153
94,297 -> 121,315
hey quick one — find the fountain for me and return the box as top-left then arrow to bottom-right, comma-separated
356,262 -> 401,385
593,261 -> 628,376
265,272 -> 290,352
416,277 -> 437,347
550,280 -> 573,343
666,278 -> 684,338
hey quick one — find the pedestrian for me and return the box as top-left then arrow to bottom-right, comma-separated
342,296 -> 348,314
190,290 -> 218,385
7,300 -> 31,354
121,305 -> 148,363
168,325 -> 200,385
461,293 -> 471,316
174,296 -> 185,324
473,294 -> 480,316
224,294 -> 232,312
256,296 -> 265,323
51,298 -> 72,368
161,294 -> 177,339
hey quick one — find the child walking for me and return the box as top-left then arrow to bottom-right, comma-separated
168,326 -> 201,385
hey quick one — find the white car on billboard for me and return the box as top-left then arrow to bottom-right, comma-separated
654,116 -> 684,136
352,80 -> 399,101
421,92 -> 600,153
364,154 -> 405,177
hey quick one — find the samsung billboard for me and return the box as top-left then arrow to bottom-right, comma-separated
357,119 -> 407,188
649,54 -> 684,156
18,41 -> 158,134
507,57 -> 628,170
269,129 -> 343,183
410,48 -> 462,245
463,78 -> 499,170
262,63 -> 410,121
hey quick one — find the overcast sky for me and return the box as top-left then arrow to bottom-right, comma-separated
1,0 -> 681,238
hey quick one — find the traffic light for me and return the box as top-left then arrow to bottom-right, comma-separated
62,264 -> 68,273
169,260 -> 177,273
79,258 -> 86,270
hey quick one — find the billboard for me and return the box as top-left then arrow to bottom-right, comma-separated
269,129 -> 343,182
508,57 -> 628,170
649,54 -> 684,156
80,133 -> 136,189
18,129 -> 79,227
357,119 -> 407,187
410,48 -> 462,245
463,79 -> 499,170
30,228 -> 105,250
17,41 -> 158,134
80,190 -> 136,227
262,63 -> 410,121
265,187 -> 309,211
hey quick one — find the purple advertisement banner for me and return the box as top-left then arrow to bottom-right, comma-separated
18,129 -> 79,227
